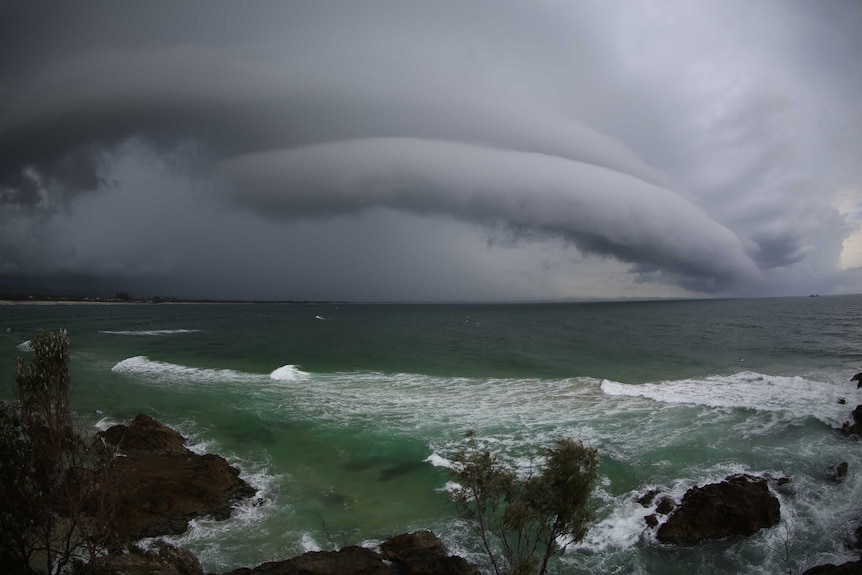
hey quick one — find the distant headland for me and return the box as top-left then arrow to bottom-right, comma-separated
0,292 -> 333,305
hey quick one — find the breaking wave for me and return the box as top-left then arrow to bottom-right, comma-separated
100,329 -> 201,336
111,356 -> 262,384
600,371 -> 860,426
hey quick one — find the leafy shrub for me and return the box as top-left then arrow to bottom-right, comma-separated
0,330 -> 119,574
448,431 -> 598,575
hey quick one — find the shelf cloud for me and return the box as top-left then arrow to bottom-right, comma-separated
1,1 -> 859,300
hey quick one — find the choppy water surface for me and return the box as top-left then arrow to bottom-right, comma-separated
2,296 -> 861,574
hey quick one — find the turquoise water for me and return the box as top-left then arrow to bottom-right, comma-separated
2,296 -> 862,574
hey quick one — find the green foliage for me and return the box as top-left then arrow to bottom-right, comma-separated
0,400 -> 45,574
448,431 -> 598,575
0,330 -> 120,575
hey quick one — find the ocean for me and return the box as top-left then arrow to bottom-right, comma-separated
2,296 -> 861,574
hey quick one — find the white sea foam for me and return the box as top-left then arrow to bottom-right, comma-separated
300,532 -> 322,553
269,364 -> 311,382
600,371 -> 860,426
100,329 -> 200,336
16,339 -> 32,351
93,416 -> 119,432
424,453 -> 453,469
111,356 -> 262,385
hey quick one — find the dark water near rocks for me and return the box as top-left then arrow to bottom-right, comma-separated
2,295 -> 861,574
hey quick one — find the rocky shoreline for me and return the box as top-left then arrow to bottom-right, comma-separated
82,400 -> 862,575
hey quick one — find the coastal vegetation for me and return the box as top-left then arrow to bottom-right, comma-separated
0,330 -> 120,574
448,430 -> 598,575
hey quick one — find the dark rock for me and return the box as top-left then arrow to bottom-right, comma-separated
637,489 -> 658,507
79,541 -> 203,575
221,546 -> 390,575
221,532 -> 479,575
840,405 -> 862,437
655,496 -> 675,515
381,530 -> 480,575
100,414 -> 188,455
839,398 -> 847,405
803,559 -> 862,575
825,462 -> 849,484
852,373 -> 862,389
766,474 -> 795,496
656,474 -> 780,545
644,514 -> 659,528
103,416 -> 256,540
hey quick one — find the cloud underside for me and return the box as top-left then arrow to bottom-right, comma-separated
221,138 -> 760,291
3,0 -> 856,299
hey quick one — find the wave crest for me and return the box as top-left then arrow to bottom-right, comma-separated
600,371 -> 859,425
100,329 -> 200,336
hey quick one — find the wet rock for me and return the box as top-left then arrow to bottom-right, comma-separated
655,496 -> 675,515
840,405 -> 862,437
221,532 -> 480,575
221,546 -> 390,575
381,530 -> 480,575
644,514 -> 659,528
79,541 -> 203,575
656,474 -> 780,546
637,489 -> 659,507
100,414 -> 188,455
102,416 -> 256,540
803,559 -> 862,575
825,462 -> 849,484
852,373 -> 862,389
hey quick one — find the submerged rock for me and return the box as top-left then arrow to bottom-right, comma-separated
656,474 -> 780,545
825,462 -> 850,484
852,373 -> 862,389
101,415 -> 256,540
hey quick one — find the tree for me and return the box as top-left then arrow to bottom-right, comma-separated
448,431 -> 598,575
0,330 -> 119,574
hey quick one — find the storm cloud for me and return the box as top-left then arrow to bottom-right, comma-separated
1,1 -> 860,300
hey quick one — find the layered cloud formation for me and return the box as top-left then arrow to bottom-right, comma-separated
1,1 -> 859,300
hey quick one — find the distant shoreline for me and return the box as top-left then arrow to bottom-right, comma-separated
0,297 -> 333,306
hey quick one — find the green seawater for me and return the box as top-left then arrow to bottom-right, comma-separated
2,296 -> 862,574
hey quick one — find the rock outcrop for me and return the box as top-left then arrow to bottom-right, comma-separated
840,405 -> 862,437
803,559 -> 862,575
222,531 -> 479,575
80,541 -> 203,575
223,546 -> 390,575
655,474 -> 781,545
380,530 -> 480,575
101,415 -> 257,540
101,414 -> 188,454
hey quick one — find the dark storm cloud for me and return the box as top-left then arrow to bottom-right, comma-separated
221,138 -> 760,287
0,0 -> 859,299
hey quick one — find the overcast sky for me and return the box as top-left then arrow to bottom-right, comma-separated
1,0 -> 861,301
